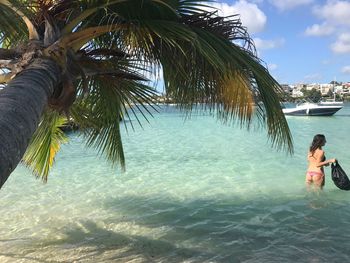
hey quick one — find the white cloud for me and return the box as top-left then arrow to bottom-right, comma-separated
269,0 -> 314,11
331,33 -> 350,53
207,1 -> 267,34
341,66 -> 350,74
304,23 -> 334,36
253,37 -> 285,50
307,1 -> 350,53
313,1 -> 350,26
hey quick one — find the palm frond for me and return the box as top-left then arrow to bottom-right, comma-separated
71,77 -> 127,169
77,54 -> 148,81
0,0 -> 39,40
61,0 -> 128,35
60,25 -> 118,50
118,6 -> 292,152
0,2 -> 29,47
217,71 -> 254,125
22,109 -> 68,182
175,0 -> 214,15
70,71 -> 157,169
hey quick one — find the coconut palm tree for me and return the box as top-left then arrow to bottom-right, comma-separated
0,0 -> 292,189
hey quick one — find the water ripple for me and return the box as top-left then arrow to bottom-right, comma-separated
2,105 -> 350,262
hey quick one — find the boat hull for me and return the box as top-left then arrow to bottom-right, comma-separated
283,104 -> 343,116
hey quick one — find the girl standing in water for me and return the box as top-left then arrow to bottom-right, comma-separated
306,134 -> 336,189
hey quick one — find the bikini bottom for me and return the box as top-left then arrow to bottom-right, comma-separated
307,171 -> 324,177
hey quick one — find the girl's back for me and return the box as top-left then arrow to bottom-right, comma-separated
307,148 -> 324,172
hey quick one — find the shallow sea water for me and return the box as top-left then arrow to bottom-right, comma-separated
1,105 -> 350,262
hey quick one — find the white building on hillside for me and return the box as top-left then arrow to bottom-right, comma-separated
319,84 -> 333,95
292,89 -> 304,98
306,83 -> 320,91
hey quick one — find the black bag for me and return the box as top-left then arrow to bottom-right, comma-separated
331,161 -> 350,190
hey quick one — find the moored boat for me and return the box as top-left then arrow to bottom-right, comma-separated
282,102 -> 343,116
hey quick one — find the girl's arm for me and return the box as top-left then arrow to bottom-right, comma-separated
315,151 -> 336,167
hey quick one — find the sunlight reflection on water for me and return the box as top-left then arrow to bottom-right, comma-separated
1,105 -> 350,262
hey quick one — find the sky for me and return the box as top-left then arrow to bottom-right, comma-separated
207,0 -> 350,84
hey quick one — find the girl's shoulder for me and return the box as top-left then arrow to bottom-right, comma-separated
308,149 -> 324,156
314,148 -> 324,156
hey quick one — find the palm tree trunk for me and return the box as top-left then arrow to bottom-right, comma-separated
0,58 -> 61,189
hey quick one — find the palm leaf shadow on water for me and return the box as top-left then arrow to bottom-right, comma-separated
41,221 -> 202,262
100,195 -> 350,263
0,221 -> 201,263
23,195 -> 350,262
2,193 -> 350,263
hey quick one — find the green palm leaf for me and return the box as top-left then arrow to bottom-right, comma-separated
71,0 -> 292,152
22,110 -> 68,182
71,78 -> 127,169
0,1 -> 29,47
70,72 -> 157,169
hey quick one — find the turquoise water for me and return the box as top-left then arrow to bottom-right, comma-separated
1,105 -> 350,262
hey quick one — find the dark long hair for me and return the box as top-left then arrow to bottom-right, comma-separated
309,134 -> 326,155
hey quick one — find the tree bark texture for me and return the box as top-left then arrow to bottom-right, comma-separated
0,58 -> 61,189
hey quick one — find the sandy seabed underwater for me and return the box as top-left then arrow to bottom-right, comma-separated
2,105 -> 350,262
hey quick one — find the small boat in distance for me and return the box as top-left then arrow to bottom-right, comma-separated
282,101 -> 343,116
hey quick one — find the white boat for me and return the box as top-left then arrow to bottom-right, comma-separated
282,102 -> 343,116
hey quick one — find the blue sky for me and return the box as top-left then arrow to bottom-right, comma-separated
209,0 -> 350,84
